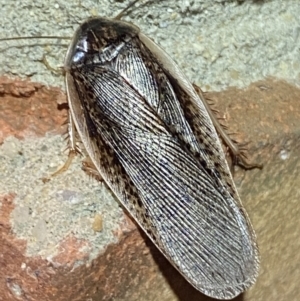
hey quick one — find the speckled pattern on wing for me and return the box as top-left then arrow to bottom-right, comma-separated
64,17 -> 259,300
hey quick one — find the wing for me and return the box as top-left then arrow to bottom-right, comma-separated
65,21 -> 258,299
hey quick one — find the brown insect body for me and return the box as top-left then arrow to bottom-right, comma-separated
63,17 -> 259,300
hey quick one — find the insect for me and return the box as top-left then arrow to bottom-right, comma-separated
1,0 -> 260,299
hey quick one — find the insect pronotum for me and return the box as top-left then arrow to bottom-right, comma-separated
1,0 -> 260,299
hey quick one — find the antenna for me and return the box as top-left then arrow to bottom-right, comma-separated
0,0 -> 145,42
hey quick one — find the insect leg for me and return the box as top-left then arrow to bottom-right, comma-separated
81,157 -> 103,182
193,84 -> 262,170
42,113 -> 79,182
40,54 -> 64,75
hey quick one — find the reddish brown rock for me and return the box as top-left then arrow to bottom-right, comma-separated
0,76 -> 67,143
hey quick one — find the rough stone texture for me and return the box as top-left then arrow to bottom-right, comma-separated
0,76 -> 299,301
0,76 -> 67,144
1,0 -> 300,91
